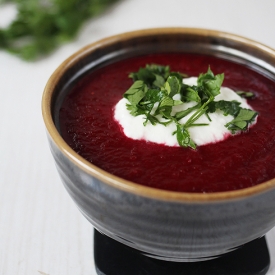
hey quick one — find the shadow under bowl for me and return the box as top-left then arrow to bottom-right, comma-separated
42,28 -> 275,261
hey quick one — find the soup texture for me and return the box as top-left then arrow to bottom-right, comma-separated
59,53 -> 275,193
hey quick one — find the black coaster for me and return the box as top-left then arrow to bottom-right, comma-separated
94,229 -> 270,275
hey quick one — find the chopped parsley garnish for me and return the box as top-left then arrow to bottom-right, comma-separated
236,91 -> 255,98
123,64 -> 258,149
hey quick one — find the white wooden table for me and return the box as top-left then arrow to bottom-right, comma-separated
1,0 -> 275,274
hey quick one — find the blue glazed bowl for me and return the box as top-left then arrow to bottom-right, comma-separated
42,28 -> 275,261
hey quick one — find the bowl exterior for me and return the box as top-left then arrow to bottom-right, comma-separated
43,28 -> 275,261
47,134 -> 275,261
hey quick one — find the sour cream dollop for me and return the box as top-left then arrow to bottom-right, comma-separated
114,77 -> 255,147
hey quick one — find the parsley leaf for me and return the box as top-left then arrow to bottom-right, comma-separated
207,100 -> 258,133
165,76 -> 181,97
198,67 -> 224,98
129,64 -> 170,88
181,85 -> 201,102
124,80 -> 146,105
207,100 -> 241,117
176,125 -> 196,149
225,109 -> 258,133
236,91 -> 255,98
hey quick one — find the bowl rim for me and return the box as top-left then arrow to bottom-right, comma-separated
42,27 -> 275,203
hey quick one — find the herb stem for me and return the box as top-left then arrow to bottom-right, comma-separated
184,97 -> 212,128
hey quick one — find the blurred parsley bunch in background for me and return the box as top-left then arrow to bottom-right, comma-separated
0,0 -> 118,60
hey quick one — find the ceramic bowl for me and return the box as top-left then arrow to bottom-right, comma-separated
42,28 -> 275,261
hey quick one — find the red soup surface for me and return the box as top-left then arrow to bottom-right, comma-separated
59,53 -> 275,193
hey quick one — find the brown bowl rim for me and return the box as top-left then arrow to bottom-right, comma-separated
42,27 -> 275,203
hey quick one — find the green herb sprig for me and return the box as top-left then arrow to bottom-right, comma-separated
0,0 -> 118,60
123,64 -> 258,149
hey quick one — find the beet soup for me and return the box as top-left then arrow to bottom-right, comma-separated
59,53 -> 275,193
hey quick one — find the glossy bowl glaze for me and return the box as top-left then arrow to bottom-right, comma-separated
42,28 -> 275,261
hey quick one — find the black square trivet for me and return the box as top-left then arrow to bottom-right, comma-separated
94,229 -> 270,275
